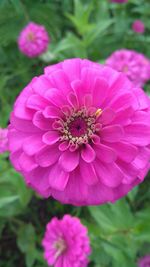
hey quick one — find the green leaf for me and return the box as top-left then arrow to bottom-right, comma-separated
0,167 -> 33,217
83,19 -> 114,47
17,224 -> 36,267
0,195 -> 19,209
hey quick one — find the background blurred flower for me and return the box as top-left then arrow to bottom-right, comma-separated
8,58 -> 150,206
132,20 -> 145,34
106,49 -> 150,87
18,22 -> 49,58
138,255 -> 150,267
0,128 -> 8,154
42,214 -> 91,267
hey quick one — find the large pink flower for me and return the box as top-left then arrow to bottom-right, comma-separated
18,22 -> 49,58
42,215 -> 91,267
106,49 -> 150,87
8,58 -> 150,206
0,128 -> 8,154
138,255 -> 150,267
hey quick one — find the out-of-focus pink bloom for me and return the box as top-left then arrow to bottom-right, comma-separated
0,128 -> 8,154
138,255 -> 150,267
106,49 -> 150,87
18,22 -> 49,58
8,58 -> 150,206
42,215 -> 91,267
111,0 -> 128,3
132,20 -> 145,34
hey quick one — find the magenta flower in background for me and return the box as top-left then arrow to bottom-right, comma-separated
138,255 -> 150,267
106,49 -> 150,87
18,22 -> 49,58
8,58 -> 150,206
0,128 -> 8,154
111,0 -> 128,3
42,215 -> 91,267
132,20 -> 145,34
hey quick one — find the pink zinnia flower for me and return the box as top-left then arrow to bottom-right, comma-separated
111,0 -> 128,3
0,128 -> 8,154
42,215 -> 91,267
8,58 -> 150,206
106,49 -> 150,87
138,255 -> 150,267
132,20 -> 145,34
18,22 -> 49,58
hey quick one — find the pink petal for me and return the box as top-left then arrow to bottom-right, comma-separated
44,88 -> 66,107
42,131 -> 60,145
23,134 -> 44,156
81,144 -> 96,163
43,106 -> 62,119
67,92 -> 79,108
111,107 -> 134,125
71,80 -> 85,105
101,125 -> 124,142
94,160 -> 124,188
84,94 -> 92,107
59,150 -> 79,172
92,78 -> 109,107
132,147 -> 150,169
49,164 -> 69,191
131,111 -> 150,125
107,141 -> 138,163
133,88 -> 150,109
80,160 -> 98,185
10,113 -> 41,133
32,75 -> 52,96
94,143 -> 116,163
50,70 -> 72,94
108,93 -> 138,111
99,108 -> 116,125
62,58 -> 81,82
59,141 -> 69,151
19,152 -> 38,172
8,129 -> 28,152
124,123 -> 150,146
26,94 -> 49,110
117,160 -> 139,184
35,145 -> 60,167
33,111 -> 51,130
10,150 -> 22,170
108,72 -> 132,97
81,67 -> 101,93
28,167 -> 51,196
14,84 -> 34,120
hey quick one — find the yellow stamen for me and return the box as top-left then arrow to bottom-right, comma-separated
95,108 -> 102,118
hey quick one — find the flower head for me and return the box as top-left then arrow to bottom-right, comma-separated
42,215 -> 91,267
132,20 -> 145,34
18,22 -> 49,58
8,58 -> 150,206
0,128 -> 8,154
106,49 -> 150,87
138,255 -> 150,267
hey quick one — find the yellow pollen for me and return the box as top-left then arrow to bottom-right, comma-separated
27,32 -> 35,41
95,108 -> 102,118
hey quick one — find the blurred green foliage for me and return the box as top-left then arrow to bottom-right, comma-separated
0,0 -> 150,266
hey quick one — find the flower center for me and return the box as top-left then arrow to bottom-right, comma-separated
26,31 -> 35,41
122,65 -> 129,73
57,108 -> 102,149
53,238 -> 67,260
